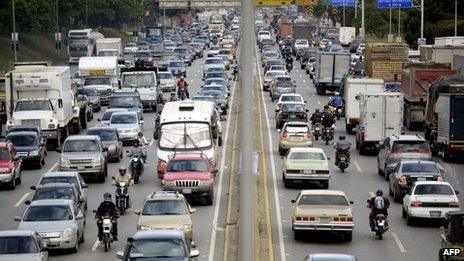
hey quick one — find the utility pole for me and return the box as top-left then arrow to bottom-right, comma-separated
420,0 -> 424,39
12,0 -> 18,61
455,0 -> 458,36
360,0 -> 365,39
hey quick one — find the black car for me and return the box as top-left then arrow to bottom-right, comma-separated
29,182 -> 85,212
275,103 -> 309,129
7,125 -> 46,146
81,86 -> 101,112
5,131 -> 46,169
389,160 -> 444,202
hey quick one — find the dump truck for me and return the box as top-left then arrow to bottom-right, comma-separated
364,42 -> 409,82
402,63 -> 456,130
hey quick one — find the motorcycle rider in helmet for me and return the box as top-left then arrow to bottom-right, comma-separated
334,135 -> 352,165
95,193 -> 119,241
128,139 -> 146,174
310,108 -> 323,125
113,166 -> 134,186
177,76 -> 190,100
321,105 -> 335,129
368,189 -> 390,231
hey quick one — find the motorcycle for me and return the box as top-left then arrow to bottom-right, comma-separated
312,122 -> 322,141
286,62 -> 293,72
153,113 -> 160,140
373,214 -> 388,240
336,150 -> 350,173
178,88 -> 188,100
93,210 -> 113,252
323,126 -> 334,145
112,177 -> 131,215
127,151 -> 144,184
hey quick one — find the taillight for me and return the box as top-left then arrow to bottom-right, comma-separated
437,176 -> 444,182
306,132 -> 312,139
296,216 -> 302,221
449,202 -> 460,208
398,176 -> 407,185
360,127 -> 365,141
346,217 -> 353,222
308,216 -> 315,221
315,170 -> 330,174
282,132 -> 288,139
411,201 -> 422,208
333,217 -> 339,221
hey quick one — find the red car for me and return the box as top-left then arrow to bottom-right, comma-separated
160,153 -> 217,205
0,141 -> 22,189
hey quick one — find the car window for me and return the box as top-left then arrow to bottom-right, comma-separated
0,236 -> 39,254
168,160 -> 208,172
414,185 -> 454,195
0,148 -> 10,160
41,176 -> 77,187
142,200 -> 189,215
33,187 -> 75,200
23,205 -> 73,221
298,195 -> 349,206
7,135 -> 37,147
392,140 -> 429,153
401,163 -> 439,174
289,151 -> 325,160
281,104 -> 304,112
63,140 -> 99,152
281,96 -> 302,102
110,114 -> 137,124
87,129 -> 117,141
284,125 -> 309,133
131,238 -> 187,258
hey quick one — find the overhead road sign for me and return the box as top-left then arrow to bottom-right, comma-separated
377,0 -> 413,9
296,0 -> 318,5
322,0 -> 333,5
255,0 -> 291,6
332,0 -> 356,7
191,0 -> 241,8
159,0 -> 188,9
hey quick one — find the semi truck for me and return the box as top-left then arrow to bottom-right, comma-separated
5,62 -> 77,148
356,93 -> 403,155
401,63 -> 455,130
424,75 -> 464,161
79,56 -> 119,105
96,38 -> 122,59
146,24 -> 164,44
67,29 -> 104,64
314,51 -> 350,95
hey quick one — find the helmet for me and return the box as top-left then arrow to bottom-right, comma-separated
315,108 -> 320,112
324,105 -> 329,109
133,139 -> 140,146
119,166 -> 126,175
180,76 -> 184,80
339,135 -> 346,140
376,189 -> 383,196
103,192 -> 112,202
138,131 -> 143,137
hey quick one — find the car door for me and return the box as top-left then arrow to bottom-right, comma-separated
77,174 -> 88,201
389,163 -> 401,192
378,137 -> 390,172
73,203 -> 85,236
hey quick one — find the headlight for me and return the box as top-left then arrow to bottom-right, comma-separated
29,150 -> 39,156
0,167 -> 11,173
139,225 -> 152,231
93,157 -> 102,164
177,224 -> 192,230
61,228 -> 74,238
199,180 -> 213,186
60,157 -> 69,165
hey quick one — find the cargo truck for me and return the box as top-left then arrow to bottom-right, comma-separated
120,68 -> 161,112
314,51 -> 350,95
355,93 -> 403,155
146,24 -> 164,44
339,27 -> 356,47
424,75 -> 464,161
364,43 -> 409,82
435,37 -> 464,45
401,63 -> 455,130
420,45 -> 464,66
96,38 -> 122,59
79,56 -> 119,105
293,24 -> 315,41
67,29 -> 104,64
5,63 -> 77,148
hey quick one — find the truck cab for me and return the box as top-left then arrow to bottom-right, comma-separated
108,90 -> 143,120
120,68 -> 161,112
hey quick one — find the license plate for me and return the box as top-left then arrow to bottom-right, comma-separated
182,189 -> 192,194
303,170 -> 313,174
77,166 -> 85,170
89,69 -> 106,76
291,136 -> 304,141
417,177 -> 426,181
289,115 -> 296,119
430,211 -> 441,218
319,217 -> 331,223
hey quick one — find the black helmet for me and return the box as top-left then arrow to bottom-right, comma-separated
324,105 -> 329,109
376,189 -> 383,196
133,139 -> 140,146
339,135 -> 346,140
119,166 -> 126,175
315,108 -> 320,112
104,192 -> 112,201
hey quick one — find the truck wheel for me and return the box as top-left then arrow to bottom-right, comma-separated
205,190 -> 214,206
359,143 -> 366,155
345,124 -> 353,134
443,147 -> 451,162
316,88 -> 324,95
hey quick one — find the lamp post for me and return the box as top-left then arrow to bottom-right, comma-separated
12,0 -> 18,61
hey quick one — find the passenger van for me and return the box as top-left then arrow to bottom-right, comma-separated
156,100 -> 222,173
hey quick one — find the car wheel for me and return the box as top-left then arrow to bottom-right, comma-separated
205,190 -> 214,206
378,160 -> 383,176
293,230 -> 302,241
393,188 -> 402,203
384,166 -> 389,181
8,175 -> 16,190
79,232 -> 85,243
359,143 -> 367,155
71,234 -> 79,253
406,213 -> 414,226
402,208 -> 407,219
15,169 -> 22,185
283,175 -> 291,188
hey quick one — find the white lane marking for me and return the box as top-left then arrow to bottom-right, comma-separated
149,139 -> 155,147
317,100 -> 321,105
15,192 -> 30,207
392,232 -> 407,253
47,162 -> 58,173
194,74 -> 198,77
208,80 -> 237,261
299,74 -> 303,78
189,79 -> 194,83
91,239 -> 100,251
303,79 -> 306,83
354,161 -> 362,172
255,45 -> 287,261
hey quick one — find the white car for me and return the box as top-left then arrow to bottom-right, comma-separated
263,70 -> 287,90
157,71 -> 176,92
207,46 -> 220,57
276,94 -> 306,110
402,181 -> 460,225
294,39 -> 310,51
203,57 -> 225,77
123,42 -> 138,54
257,30 -> 271,42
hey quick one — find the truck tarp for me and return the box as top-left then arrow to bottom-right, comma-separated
424,75 -> 464,124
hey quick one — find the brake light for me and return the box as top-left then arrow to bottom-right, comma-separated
306,132 -> 312,139
437,176 -> 444,182
346,216 -> 353,222
315,170 -> 330,174
360,127 -> 365,141
308,216 -> 315,221
281,132 -> 288,139
296,216 -> 302,221
411,201 -> 422,207
449,202 -> 460,208
333,217 -> 339,221
398,176 -> 407,185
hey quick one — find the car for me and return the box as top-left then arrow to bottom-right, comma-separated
157,71 -> 176,92
189,43 -> 204,58
269,65 -> 286,72
7,125 -> 46,145
204,77 -> 229,91
201,84 -> 229,97
293,39 -> 310,55
15,199 -> 85,253
161,153 -> 217,205
207,46 -> 220,57
204,72 -> 230,84
99,108 -> 128,126
81,86 -> 101,112
37,171 -> 88,209
164,42 -> 176,52
389,160 -> 445,202
6,132 -> 45,169
200,90 -> 228,115
402,181 -> 460,225
203,57 -> 225,77
134,51 -> 153,67
319,39 -> 330,50
123,42 -> 138,54
203,65 -> 227,79
276,94 -> 306,109
137,41 -> 150,51
28,183 -> 85,213
0,141 -> 22,189
218,48 -> 234,62
116,230 -> 199,260
174,47 -> 193,66
134,191 -> 195,240
291,190 -> 354,241
278,121 -> 313,156
0,230 -> 49,260
109,111 -> 143,143
303,253 -> 357,261
57,135 -> 108,182
275,102 -> 308,129
377,134 -> 432,180
282,147 -> 330,188
261,51 -> 280,67
168,60 -> 187,77
329,44 -> 344,52
263,70 -> 287,91
86,127 -> 123,162
216,54 -> 231,70
270,75 -> 295,101
305,57 -> 317,74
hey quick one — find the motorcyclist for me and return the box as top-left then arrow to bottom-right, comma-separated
310,108 -> 323,125
177,76 -> 190,99
169,92 -> 178,102
368,189 -> 390,231
334,135 -> 352,165
128,139 -> 147,174
321,106 -> 335,128
328,94 -> 344,107
137,131 -> 148,146
95,192 -> 119,241
285,54 -> 294,66
232,61 -> 240,81
113,166 -> 134,186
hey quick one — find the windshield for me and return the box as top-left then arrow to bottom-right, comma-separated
82,88 -> 98,96
298,195 -> 349,206
33,187 -> 74,200
392,141 -> 430,153
84,77 -> 110,86
174,48 -> 189,54
281,96 -> 302,102
205,79 -> 226,86
109,97 -> 141,108
63,139 -> 99,152
206,73 -> 227,79
202,91 -> 224,100
129,238 -> 187,258
158,73 -> 173,80
401,163 -> 439,173
289,151 -> 325,160
7,135 -> 37,147
168,160 -> 208,172
159,122 -> 212,150
142,200 -> 189,215
281,104 -> 304,112
41,177 -> 77,186
87,129 -> 117,141
110,113 -> 137,124
415,184 -> 454,195
205,59 -> 222,64
98,50 -> 118,57
23,205 -> 72,221
102,110 -> 123,121
169,61 -> 183,67
15,100 -> 51,111
0,236 -> 39,254
284,125 -> 309,133
126,43 -> 136,47
122,74 -> 154,88
135,52 -> 151,58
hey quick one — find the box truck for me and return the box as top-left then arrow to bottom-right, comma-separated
314,51 -> 350,95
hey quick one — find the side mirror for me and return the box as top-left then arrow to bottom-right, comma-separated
327,157 -> 330,160
111,176 -> 115,180
102,147 -> 108,152
275,109 -> 279,112
30,186 -> 37,190
190,208 -> 197,214
40,143 -> 46,147
14,216 -> 21,222
116,251 -> 124,259
25,200 -> 31,205
291,199 -> 296,203
12,156 -> 19,161
349,201 -> 354,204
92,210 -> 97,213
55,148 -> 62,153
140,120 -> 145,125
212,168 -> 219,176
306,109 -> 309,113
79,197 -> 85,203
190,249 -> 200,258
134,209 -> 141,215
455,190 -> 460,195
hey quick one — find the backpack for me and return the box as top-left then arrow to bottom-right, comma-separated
374,196 -> 384,210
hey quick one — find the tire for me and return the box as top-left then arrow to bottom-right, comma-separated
359,143 -> 366,155
205,191 -> 214,206
355,139 -> 359,150
98,171 -> 106,183
294,230 -> 302,241
406,214 -> 414,226
8,175 -> 16,190
389,186 -> 394,196
81,111 -> 87,129
316,88 -> 324,95
393,188 -> 402,203
104,235 -> 110,252
344,231 -> 353,242
402,208 -> 407,219
71,233 -> 79,253
79,232 -> 85,243
378,160 -> 383,176
15,170 -> 22,185
384,166 -> 389,181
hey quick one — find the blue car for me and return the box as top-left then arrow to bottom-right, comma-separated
168,60 -> 187,77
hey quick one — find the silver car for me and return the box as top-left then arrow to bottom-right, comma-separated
99,108 -> 128,126
0,230 -> 48,261
157,71 -> 176,92
86,127 -> 123,162
37,172 -> 88,210
109,112 -> 143,143
15,199 -> 85,253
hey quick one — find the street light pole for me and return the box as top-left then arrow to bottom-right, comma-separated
12,0 -> 17,61
455,0 -> 458,36
360,0 -> 365,39
420,0 -> 424,39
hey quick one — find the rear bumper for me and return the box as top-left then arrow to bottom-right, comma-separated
284,173 -> 331,181
293,221 -> 354,231
0,172 -> 15,183
279,140 -> 313,149
408,207 -> 460,219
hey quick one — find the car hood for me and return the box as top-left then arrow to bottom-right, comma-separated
14,146 -> 38,152
285,160 -> 328,170
160,79 -> 175,85
102,140 -> 118,148
62,151 -> 101,157
295,205 -> 352,216
88,96 -> 100,102
0,254 -> 44,261
164,172 -> 211,181
111,124 -> 139,131
139,214 -> 191,229
13,111 -> 53,120
18,220 -> 75,232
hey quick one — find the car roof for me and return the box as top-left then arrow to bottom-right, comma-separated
390,134 -> 425,141
87,126 -> 117,132
413,181 -> 452,186
28,199 -> 74,206
36,182 -> 75,188
104,108 -> 128,113
0,230 -> 37,237
6,131 -> 38,137
147,191 -> 187,201
399,160 -> 437,165
280,94 -> 302,98
289,147 -> 324,153
299,190 -> 347,196
41,171 -> 79,178
65,135 -> 100,141
170,153 -> 208,161
111,111 -> 138,117
284,121 -> 309,126
133,229 -> 186,240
